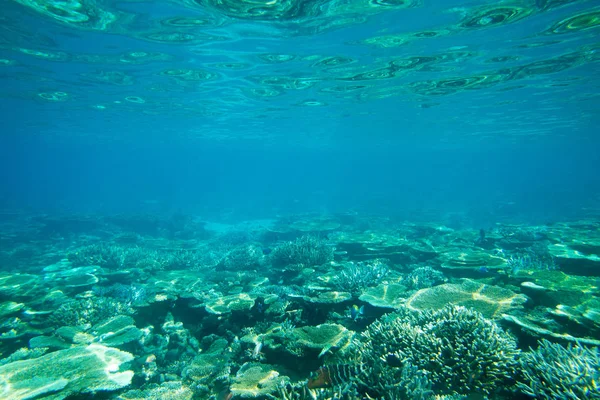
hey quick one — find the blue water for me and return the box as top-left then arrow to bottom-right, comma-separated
1,0 -> 599,222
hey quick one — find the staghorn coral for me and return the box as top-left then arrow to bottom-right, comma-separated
308,363 -> 431,400
275,379 -> 361,400
353,305 -> 519,397
68,244 -> 203,271
181,338 -> 231,397
403,266 -> 446,290
270,236 -> 334,270
506,249 -> 557,275
50,297 -> 134,327
93,283 -> 154,307
118,381 -> 194,400
68,243 -> 144,269
517,339 -> 600,399
330,260 -> 389,296
220,244 -> 265,271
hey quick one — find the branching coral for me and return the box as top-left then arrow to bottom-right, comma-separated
92,283 -> 153,307
50,297 -> 134,327
403,266 -> 446,290
517,339 -> 600,399
313,363 -> 432,400
353,305 -> 520,397
330,260 -> 389,295
220,245 -> 264,271
270,236 -> 334,270
506,250 -> 557,274
68,244 -> 204,271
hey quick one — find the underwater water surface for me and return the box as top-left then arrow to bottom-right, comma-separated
0,0 -> 600,399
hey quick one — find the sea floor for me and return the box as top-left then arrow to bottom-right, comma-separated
0,212 -> 598,399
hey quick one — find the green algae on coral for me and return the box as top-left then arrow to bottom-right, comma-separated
205,293 -> 256,315
55,326 -> 95,345
359,283 -> 406,309
91,315 -> 143,347
406,279 -> 527,318
0,274 -> 39,297
29,335 -> 71,350
118,381 -> 194,400
293,323 -> 353,357
0,301 -> 24,318
516,269 -> 598,310
548,240 -> 600,276
502,313 -> 600,346
230,363 -> 286,398
0,344 -> 134,399
512,269 -> 598,293
550,299 -> 600,331
301,291 -> 353,304
441,250 -> 507,270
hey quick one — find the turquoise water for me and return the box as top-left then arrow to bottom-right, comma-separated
1,0 -> 599,217
0,1 -> 599,399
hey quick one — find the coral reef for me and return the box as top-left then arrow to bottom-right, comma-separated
405,279 -> 528,318
359,283 -> 406,309
118,381 -> 194,400
50,297 -> 134,327
506,251 -> 558,275
0,344 -> 134,399
329,260 -> 389,295
230,362 -> 286,398
1,212 -> 599,399
517,339 -> 600,399
270,236 -> 334,271
68,244 -> 204,271
93,283 -> 155,307
220,245 -> 265,271
181,337 -> 231,396
403,266 -> 447,290
353,306 -> 520,397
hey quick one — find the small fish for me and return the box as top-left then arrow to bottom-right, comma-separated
477,266 -> 489,274
475,229 -> 486,246
349,305 -> 364,321
252,340 -> 263,359
254,296 -> 265,313
532,231 -> 547,241
145,354 -> 156,363
217,389 -> 233,400
262,247 -> 272,255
